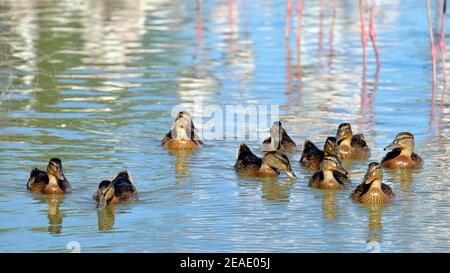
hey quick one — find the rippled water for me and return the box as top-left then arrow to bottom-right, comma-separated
0,0 -> 449,252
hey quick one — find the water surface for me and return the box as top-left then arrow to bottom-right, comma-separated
0,0 -> 449,252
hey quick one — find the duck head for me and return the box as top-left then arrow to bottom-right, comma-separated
175,111 -> 193,123
362,162 -> 383,188
47,158 -> 67,181
270,121 -> 283,139
172,111 -> 195,141
262,152 -> 296,179
262,121 -> 283,151
96,180 -> 115,209
321,155 -> 348,176
323,137 -> 338,156
384,132 -> 415,155
336,123 -> 353,145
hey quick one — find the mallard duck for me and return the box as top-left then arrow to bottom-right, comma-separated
381,132 -> 423,169
300,137 -> 338,172
351,162 -> 395,203
309,156 -> 351,189
335,123 -> 370,159
93,171 -> 138,208
27,158 -> 72,194
162,111 -> 203,149
235,144 -> 296,178
260,121 -> 296,153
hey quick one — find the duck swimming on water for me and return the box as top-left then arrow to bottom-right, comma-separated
27,158 -> 72,194
381,132 -> 423,169
93,171 -> 138,208
351,162 -> 395,204
260,121 -> 296,153
335,123 -> 370,159
308,155 -> 351,190
300,136 -> 339,172
235,144 -> 296,178
162,111 -> 203,149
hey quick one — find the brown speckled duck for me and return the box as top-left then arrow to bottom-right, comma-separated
335,123 -> 370,159
27,158 -> 72,194
93,171 -> 138,208
300,137 -> 338,172
309,156 -> 351,190
381,132 -> 423,169
260,121 -> 296,153
235,144 -> 296,178
162,111 -> 203,149
351,162 -> 395,204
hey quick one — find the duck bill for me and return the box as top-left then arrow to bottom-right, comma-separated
97,197 -> 107,209
97,183 -> 114,209
337,164 -> 348,176
283,168 -> 297,179
384,141 -> 398,151
338,169 -> 348,176
57,170 -> 67,181
362,170 -> 376,184
363,176 -> 374,185
336,134 -> 346,144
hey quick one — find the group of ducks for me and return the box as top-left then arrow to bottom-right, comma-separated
234,121 -> 423,203
234,121 -> 422,204
27,160 -> 137,209
27,111 -> 423,207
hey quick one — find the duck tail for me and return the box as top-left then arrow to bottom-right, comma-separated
354,133 -> 366,141
29,168 -> 42,179
351,133 -> 368,148
113,171 -> 132,183
303,140 -> 318,152
237,143 -> 254,160
281,128 -> 295,143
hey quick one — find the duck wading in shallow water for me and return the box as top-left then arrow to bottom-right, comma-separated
93,171 -> 138,208
300,136 -> 339,172
335,123 -> 370,159
27,158 -> 72,194
162,111 -> 203,149
308,155 -> 351,190
381,132 -> 423,169
351,162 -> 395,204
260,121 -> 296,153
235,144 -> 296,178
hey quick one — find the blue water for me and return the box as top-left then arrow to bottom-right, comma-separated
0,0 -> 448,252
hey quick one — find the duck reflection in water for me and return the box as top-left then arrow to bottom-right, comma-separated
260,178 -> 295,202
321,190 -> 340,221
363,203 -> 386,253
33,194 -> 64,234
97,205 -> 116,231
236,177 -> 295,203
167,148 -> 195,184
385,168 -> 414,193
